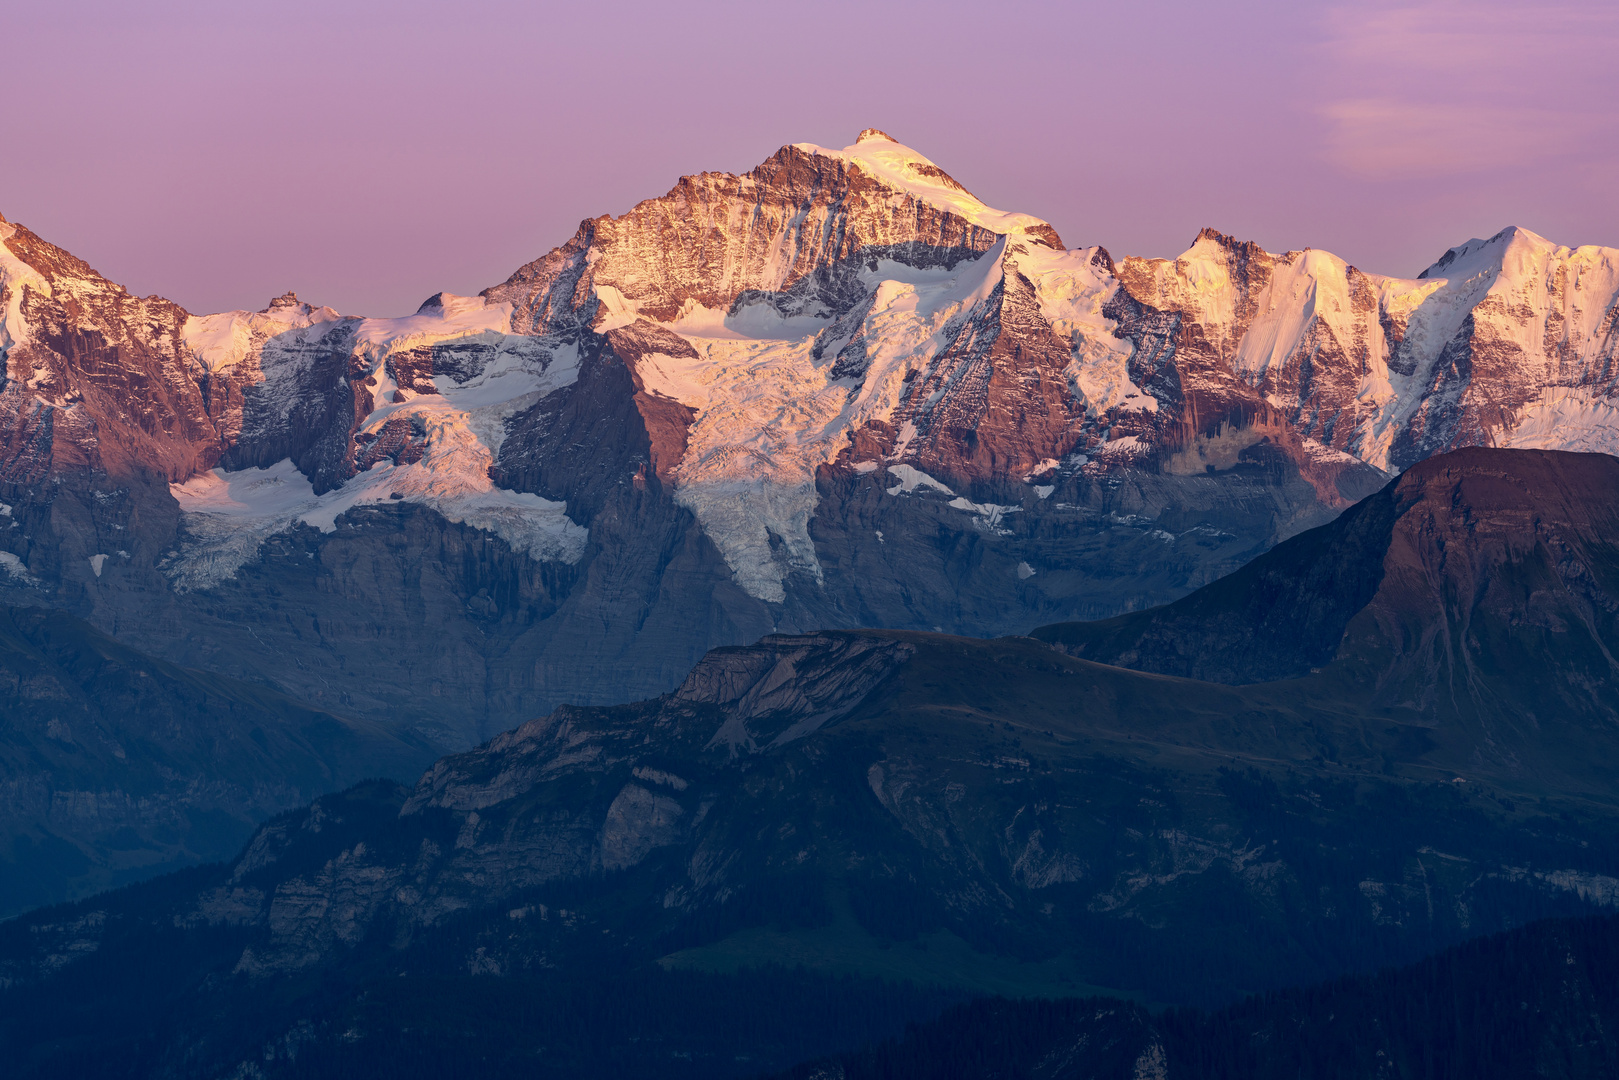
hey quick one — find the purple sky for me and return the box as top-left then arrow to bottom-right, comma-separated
4,0 -> 1616,317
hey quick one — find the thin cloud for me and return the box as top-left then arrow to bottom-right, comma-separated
1325,1 -> 1619,71
1322,99 -> 1586,180
1316,0 -> 1619,181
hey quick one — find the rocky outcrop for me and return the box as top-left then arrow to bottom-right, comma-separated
482,140 -> 1011,333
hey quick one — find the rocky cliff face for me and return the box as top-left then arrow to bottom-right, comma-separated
0,216 -> 226,483
2,138 -> 1618,744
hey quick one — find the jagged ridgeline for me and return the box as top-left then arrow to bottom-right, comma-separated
9,448 -> 1619,1077
2,134 -> 1618,750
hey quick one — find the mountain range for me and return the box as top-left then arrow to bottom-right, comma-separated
7,446 -> 1619,1077
3,130 -> 1618,757
6,130 -> 1619,1074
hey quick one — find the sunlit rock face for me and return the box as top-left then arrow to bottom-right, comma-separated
1109,224 -> 1619,477
2,137 -> 1617,743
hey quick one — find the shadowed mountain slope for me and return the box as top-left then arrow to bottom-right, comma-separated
0,602 -> 435,916
1034,449 -> 1619,721
9,633 -> 1619,1073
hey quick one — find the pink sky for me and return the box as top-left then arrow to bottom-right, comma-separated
4,0 -> 1616,317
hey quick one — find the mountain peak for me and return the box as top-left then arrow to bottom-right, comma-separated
267,290 -> 301,309
790,135 -> 1063,247
1417,225 -> 1553,280
415,291 -> 489,318
1188,226 -> 1268,259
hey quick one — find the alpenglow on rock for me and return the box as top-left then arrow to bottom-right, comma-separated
1,138 -> 1617,742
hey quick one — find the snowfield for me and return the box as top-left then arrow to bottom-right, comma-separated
637,238 -> 1007,602
146,134 -> 1619,604
167,295 -> 586,589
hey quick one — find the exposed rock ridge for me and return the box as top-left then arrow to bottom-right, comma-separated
675,632 -> 915,751
483,142 -> 1006,335
0,220 -> 228,483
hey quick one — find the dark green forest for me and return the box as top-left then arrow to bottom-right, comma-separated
778,912 -> 1619,1079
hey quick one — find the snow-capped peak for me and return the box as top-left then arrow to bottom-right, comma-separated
181,294 -> 344,374
1417,225 -> 1555,282
168,286 -> 586,589
416,291 -> 494,318
796,131 -> 1061,245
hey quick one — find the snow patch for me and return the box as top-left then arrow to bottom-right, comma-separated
624,245 -> 1005,602
1093,435 -> 1149,460
168,295 -> 585,589
0,551 -> 35,585
886,464 -> 954,496
350,294 -> 521,358
1016,561 -> 1036,580
0,220 -> 52,366
590,284 -> 641,333
671,299 -> 830,342
168,457 -> 586,591
88,554 -> 107,578
674,478 -> 820,604
182,300 -> 344,374
1501,389 -> 1619,455
1012,243 -> 1157,417
948,497 -> 1020,534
